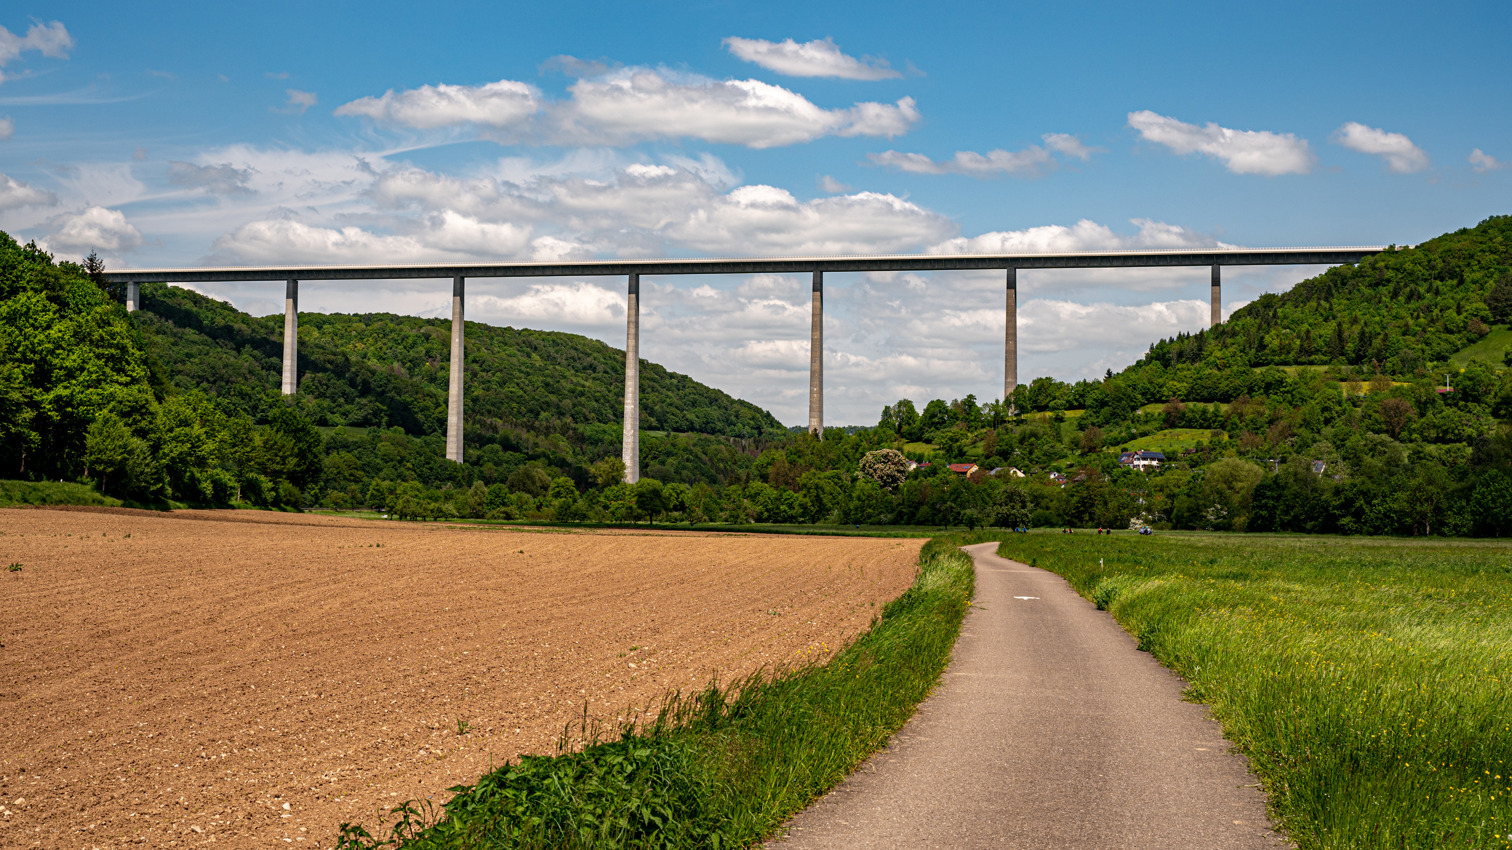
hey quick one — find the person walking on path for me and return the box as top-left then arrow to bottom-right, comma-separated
770,542 -> 1290,849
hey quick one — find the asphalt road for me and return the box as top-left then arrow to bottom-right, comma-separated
769,542 -> 1291,849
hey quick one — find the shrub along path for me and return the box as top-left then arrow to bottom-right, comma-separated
770,542 -> 1290,849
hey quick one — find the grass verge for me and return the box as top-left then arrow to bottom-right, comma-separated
995,531 -> 1512,850
0,479 -> 122,508
335,533 -> 978,849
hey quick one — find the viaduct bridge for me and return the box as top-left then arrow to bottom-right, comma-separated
106,247 -> 1384,482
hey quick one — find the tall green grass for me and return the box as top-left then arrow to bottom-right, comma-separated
0,479 -> 121,508
337,534 -> 980,849
996,532 -> 1512,849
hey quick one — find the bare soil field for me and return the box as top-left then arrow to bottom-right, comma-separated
0,508 -> 923,848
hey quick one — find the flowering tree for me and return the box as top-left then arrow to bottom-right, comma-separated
859,448 -> 910,490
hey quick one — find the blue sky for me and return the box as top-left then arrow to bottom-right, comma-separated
2,1 -> 1508,425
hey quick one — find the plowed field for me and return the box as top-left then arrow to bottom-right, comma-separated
0,508 -> 923,848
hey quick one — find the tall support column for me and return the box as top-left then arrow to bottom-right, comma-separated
125,281 -> 140,313
808,271 -> 823,437
1004,267 -> 1018,404
621,273 -> 640,484
1210,264 -> 1221,328
281,279 -> 298,395
446,276 -> 465,464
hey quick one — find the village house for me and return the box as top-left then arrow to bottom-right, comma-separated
1118,450 -> 1165,471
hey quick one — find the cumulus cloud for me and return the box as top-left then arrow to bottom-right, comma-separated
561,69 -> 919,147
668,185 -> 954,255
168,161 -> 255,195
211,211 -> 535,265
212,219 -> 431,264
1041,133 -> 1099,160
722,36 -> 901,80
869,133 -> 1098,178
1128,110 -> 1314,176
336,69 -> 919,148
0,21 -> 73,82
474,280 -> 625,327
1469,148 -> 1506,173
1329,122 -> 1429,173
45,206 -> 142,254
335,79 -> 542,128
930,217 -> 1231,256
0,115 -> 11,140
0,172 -> 56,210
1018,298 -> 1207,354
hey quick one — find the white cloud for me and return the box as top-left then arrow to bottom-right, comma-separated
818,175 -> 850,193
0,172 -> 56,210
1041,133 -> 1098,160
45,206 -> 142,254
561,69 -> 918,148
421,210 -> 533,256
210,211 -> 534,265
0,21 -> 73,79
1018,298 -> 1206,354
283,89 -> 317,114
335,69 -> 919,148
722,36 -> 901,80
472,281 -> 625,327
870,145 -> 1054,178
1469,148 -> 1506,173
930,217 -> 1231,256
0,115 -> 11,140
668,185 -> 954,255
1330,122 -> 1429,173
1128,110 -> 1314,176
869,133 -> 1098,178
211,219 -> 431,264
335,79 -> 542,128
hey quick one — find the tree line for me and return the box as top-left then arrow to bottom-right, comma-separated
3,215 -> 1511,537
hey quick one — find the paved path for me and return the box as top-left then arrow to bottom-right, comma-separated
769,542 -> 1290,849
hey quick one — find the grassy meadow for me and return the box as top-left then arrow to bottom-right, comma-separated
1450,326 -> 1512,369
995,531 -> 1512,849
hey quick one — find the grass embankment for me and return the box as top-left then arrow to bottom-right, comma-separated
0,479 -> 121,508
996,532 -> 1512,849
337,534 -> 979,849
1450,327 -> 1512,368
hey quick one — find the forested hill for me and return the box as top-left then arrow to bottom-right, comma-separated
1131,215 -> 1512,382
136,282 -> 785,449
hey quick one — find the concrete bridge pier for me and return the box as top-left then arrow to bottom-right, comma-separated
1004,267 -> 1017,404
1210,264 -> 1221,328
622,273 -> 640,483
281,279 -> 298,395
446,276 -> 465,464
125,281 -> 140,313
809,271 -> 823,437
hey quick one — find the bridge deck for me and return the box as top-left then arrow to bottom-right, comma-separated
103,246 -> 1388,283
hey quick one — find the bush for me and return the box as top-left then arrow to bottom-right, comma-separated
277,480 -> 303,511
241,473 -> 274,507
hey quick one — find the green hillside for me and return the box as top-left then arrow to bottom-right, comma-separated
6,217 -> 1512,537
137,282 -> 784,448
